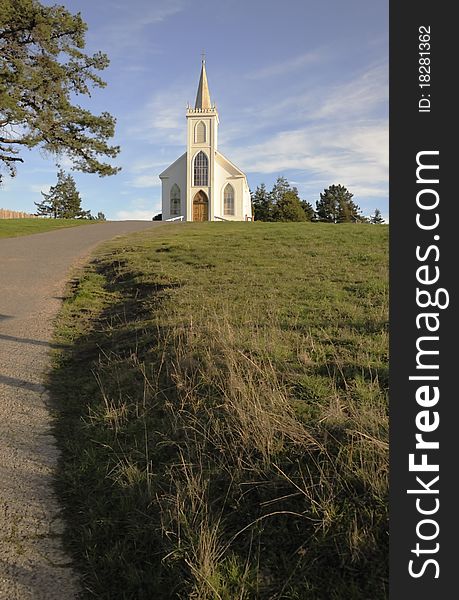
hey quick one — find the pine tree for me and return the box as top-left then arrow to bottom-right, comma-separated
270,177 -> 307,222
300,200 -> 315,221
35,169 -> 87,218
270,176 -> 293,205
272,190 -> 307,222
316,184 -> 363,223
252,178 -> 315,222
370,208 -> 385,224
0,0 -> 120,182
251,183 -> 273,221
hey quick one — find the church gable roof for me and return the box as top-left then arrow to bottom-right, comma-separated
215,151 -> 247,179
159,152 -> 187,178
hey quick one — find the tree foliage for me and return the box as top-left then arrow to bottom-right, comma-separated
252,180 -> 367,224
251,183 -> 273,221
370,208 -> 385,224
300,199 -> 315,221
272,190 -> 307,222
316,184 -> 363,223
251,178 -> 314,222
34,168 -> 89,218
0,0 -> 120,181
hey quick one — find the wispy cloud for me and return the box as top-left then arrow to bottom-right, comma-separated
129,159 -> 171,173
125,86 -> 189,147
310,63 -> 387,120
246,50 -> 327,80
29,182 -> 53,194
129,175 -> 161,188
231,121 -> 387,197
115,208 -> 158,220
221,61 -> 388,203
220,62 -> 387,153
115,195 -> 161,220
88,1 -> 185,54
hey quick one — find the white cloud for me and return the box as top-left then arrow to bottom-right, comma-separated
230,119 -> 387,199
89,1 -> 185,53
129,175 -> 161,188
29,182 -> 53,193
115,208 -> 159,221
310,63 -> 388,120
246,50 -> 327,80
47,155 -> 74,170
221,62 -> 388,201
126,86 -> 188,146
129,158 -> 170,173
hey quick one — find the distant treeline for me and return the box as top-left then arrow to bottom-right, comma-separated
0,208 -> 41,219
252,178 -> 385,224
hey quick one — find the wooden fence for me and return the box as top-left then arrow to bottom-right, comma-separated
0,208 -> 41,219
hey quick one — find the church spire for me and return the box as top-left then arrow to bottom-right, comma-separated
194,55 -> 212,110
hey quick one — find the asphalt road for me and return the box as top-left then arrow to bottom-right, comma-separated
0,221 -> 160,599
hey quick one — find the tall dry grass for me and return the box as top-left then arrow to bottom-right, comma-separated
124,312 -> 389,598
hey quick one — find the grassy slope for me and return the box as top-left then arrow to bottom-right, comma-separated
51,222 -> 388,599
0,218 -> 100,238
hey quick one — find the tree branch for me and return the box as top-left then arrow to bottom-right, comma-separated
0,154 -> 23,163
0,136 -> 30,145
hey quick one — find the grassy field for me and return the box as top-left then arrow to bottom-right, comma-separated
50,222 -> 388,599
0,217 -> 100,238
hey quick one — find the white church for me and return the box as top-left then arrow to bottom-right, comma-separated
159,59 -> 252,222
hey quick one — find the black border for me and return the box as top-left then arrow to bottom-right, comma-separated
390,2 -> 456,596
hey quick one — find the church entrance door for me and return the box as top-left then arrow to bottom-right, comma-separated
193,191 -> 209,222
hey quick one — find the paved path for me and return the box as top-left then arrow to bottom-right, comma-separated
0,221 -> 160,599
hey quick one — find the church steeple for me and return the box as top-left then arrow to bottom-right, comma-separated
194,57 -> 212,110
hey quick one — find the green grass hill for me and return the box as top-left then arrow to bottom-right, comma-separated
0,217 -> 100,239
50,222 -> 388,599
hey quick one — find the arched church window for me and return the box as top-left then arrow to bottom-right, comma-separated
195,121 -> 206,143
170,184 -> 181,216
224,183 -> 235,215
194,151 -> 208,186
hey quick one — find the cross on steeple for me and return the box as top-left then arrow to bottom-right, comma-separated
201,51 -> 206,64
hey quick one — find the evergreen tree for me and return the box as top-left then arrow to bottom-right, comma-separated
0,0 -> 120,182
370,208 -> 385,224
272,190 -> 307,222
96,212 -> 106,221
270,177 -> 306,222
252,177 -> 314,222
316,184 -> 363,223
35,169 -> 88,218
251,183 -> 273,221
300,200 -> 315,221
270,176 -> 293,205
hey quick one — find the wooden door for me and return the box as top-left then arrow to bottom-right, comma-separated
193,191 -> 208,221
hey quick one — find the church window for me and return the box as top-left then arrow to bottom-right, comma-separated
195,121 -> 206,143
194,151 -> 208,186
224,183 -> 235,215
170,184 -> 181,216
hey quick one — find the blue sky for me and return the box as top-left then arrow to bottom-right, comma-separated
2,0 -> 388,220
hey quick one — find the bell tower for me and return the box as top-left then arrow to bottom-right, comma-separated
186,57 -> 219,221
